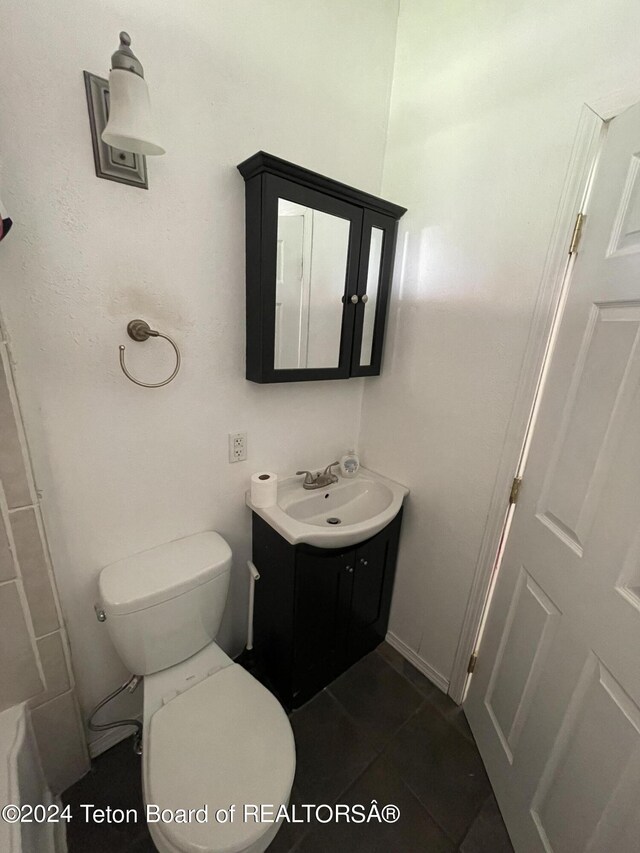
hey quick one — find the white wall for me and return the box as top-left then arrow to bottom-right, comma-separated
0,0 -> 399,749
361,0 -> 640,685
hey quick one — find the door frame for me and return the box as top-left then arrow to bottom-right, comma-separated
449,86 -> 640,704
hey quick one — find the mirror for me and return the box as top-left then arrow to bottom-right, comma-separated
275,198 -> 350,369
360,227 -> 384,366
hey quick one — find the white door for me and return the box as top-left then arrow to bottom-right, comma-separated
465,101 -> 640,852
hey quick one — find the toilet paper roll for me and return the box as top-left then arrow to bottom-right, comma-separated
250,472 -> 278,508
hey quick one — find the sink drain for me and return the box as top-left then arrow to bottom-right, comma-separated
326,517 -> 342,525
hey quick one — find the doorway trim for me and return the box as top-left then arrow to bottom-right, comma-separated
448,102 -> 608,704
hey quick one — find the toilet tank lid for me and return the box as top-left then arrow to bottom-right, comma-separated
99,532 -> 232,616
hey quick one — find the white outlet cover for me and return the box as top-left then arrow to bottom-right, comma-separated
228,432 -> 247,463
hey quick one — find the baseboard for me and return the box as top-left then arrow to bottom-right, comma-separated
88,718 -> 141,759
385,631 -> 450,695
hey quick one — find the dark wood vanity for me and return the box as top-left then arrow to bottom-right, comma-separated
238,152 -> 406,382
251,509 -> 403,708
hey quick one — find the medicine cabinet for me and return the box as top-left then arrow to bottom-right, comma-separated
237,152 -> 406,383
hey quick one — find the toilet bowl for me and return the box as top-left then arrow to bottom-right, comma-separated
99,532 -> 295,853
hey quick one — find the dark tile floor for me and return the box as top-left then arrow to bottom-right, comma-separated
63,644 -> 513,852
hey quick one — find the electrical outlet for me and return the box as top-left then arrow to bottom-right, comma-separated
228,432 -> 247,463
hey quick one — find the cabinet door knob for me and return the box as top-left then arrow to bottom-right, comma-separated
361,294 -> 369,303
350,294 -> 359,304
346,565 -> 353,573
361,559 -> 368,566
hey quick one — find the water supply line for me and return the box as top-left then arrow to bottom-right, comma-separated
88,674 -> 144,755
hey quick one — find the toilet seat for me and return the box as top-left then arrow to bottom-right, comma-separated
144,663 -> 295,853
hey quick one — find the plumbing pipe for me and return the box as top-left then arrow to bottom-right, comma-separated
246,560 -> 260,651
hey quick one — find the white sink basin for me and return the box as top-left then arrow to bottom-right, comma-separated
246,467 -> 409,548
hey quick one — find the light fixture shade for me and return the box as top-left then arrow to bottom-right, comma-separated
101,68 -> 165,156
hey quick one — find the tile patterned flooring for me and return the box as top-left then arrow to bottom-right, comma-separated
63,643 -> 513,852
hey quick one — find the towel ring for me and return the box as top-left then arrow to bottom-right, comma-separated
119,319 -> 181,388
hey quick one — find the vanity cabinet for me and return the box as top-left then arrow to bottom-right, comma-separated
251,509 -> 403,708
237,152 -> 406,383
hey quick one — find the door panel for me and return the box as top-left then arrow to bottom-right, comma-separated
530,654 -> 640,853
607,152 -> 640,257
465,102 -> 640,851
346,534 -> 388,665
485,568 -> 561,763
293,548 -> 352,702
346,509 -> 403,665
537,303 -> 640,554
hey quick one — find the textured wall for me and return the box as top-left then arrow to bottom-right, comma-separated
0,0 -> 399,758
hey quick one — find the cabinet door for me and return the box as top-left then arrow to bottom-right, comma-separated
346,510 -> 402,665
293,547 -> 354,705
350,211 -> 398,376
253,174 -> 364,382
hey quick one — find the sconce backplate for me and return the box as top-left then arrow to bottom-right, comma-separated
83,71 -> 148,189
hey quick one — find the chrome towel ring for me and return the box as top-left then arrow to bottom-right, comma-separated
119,319 -> 181,388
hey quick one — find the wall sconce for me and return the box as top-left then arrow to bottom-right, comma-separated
84,32 -> 164,189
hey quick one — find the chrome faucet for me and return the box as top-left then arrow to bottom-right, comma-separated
296,461 -> 340,490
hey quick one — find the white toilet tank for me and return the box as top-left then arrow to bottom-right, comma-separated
99,532 -> 232,675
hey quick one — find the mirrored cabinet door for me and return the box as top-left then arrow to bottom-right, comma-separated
351,212 -> 398,376
359,226 -> 384,367
260,175 -> 363,381
275,199 -> 351,370
238,152 -> 406,383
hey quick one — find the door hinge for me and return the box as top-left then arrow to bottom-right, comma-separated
569,212 -> 586,254
467,652 -> 478,674
509,476 -> 523,505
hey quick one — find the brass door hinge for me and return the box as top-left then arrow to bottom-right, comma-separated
467,652 -> 478,674
569,212 -> 586,254
509,476 -> 523,505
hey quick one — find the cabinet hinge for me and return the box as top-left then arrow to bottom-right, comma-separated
509,476 -> 523,505
467,652 -> 478,674
569,212 -> 586,255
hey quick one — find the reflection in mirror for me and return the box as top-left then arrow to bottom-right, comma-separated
360,227 -> 384,366
275,199 -> 349,369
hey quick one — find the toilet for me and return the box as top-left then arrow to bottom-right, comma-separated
98,531 -> 296,853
